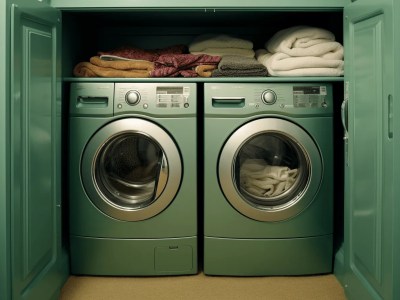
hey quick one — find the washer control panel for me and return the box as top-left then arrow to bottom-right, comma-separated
292,86 -> 328,108
156,86 -> 190,108
114,83 -> 196,115
204,83 -> 333,116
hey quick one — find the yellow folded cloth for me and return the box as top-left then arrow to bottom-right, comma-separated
195,65 -> 217,77
73,56 -> 154,78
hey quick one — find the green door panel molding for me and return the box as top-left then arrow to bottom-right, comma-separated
9,1 -> 69,299
338,0 -> 398,299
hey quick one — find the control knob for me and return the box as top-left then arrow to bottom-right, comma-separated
261,90 -> 277,105
125,90 -> 141,105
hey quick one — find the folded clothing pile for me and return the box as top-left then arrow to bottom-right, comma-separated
73,56 -> 155,78
212,55 -> 268,77
151,54 -> 221,78
189,34 -> 255,58
256,26 -> 344,76
73,45 -> 221,78
98,44 -> 187,62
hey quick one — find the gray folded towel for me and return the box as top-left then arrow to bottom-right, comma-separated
212,55 -> 268,77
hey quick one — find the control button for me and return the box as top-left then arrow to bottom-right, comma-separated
261,90 -> 277,105
184,103 -> 189,108
125,90 -> 141,105
143,103 -> 148,109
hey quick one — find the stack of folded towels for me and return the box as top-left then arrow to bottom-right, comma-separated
73,44 -> 221,78
189,34 -> 268,77
189,34 -> 255,58
256,26 -> 344,76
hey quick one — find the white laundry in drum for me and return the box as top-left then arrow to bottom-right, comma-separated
240,159 -> 298,197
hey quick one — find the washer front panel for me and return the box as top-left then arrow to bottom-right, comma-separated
81,118 -> 182,221
218,118 -> 322,222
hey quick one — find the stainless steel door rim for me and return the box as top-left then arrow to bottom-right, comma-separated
219,118 -> 322,222
81,118 -> 182,221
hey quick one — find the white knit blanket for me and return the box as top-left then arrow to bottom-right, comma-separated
256,49 -> 344,77
240,159 -> 298,198
265,26 -> 343,58
189,34 -> 253,52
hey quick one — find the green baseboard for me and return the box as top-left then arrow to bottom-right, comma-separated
70,235 -> 198,276
204,235 -> 333,276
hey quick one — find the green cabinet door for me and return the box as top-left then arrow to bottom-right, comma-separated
394,1 -> 400,298
341,0 -> 397,299
0,0 -> 10,299
9,1 -> 68,299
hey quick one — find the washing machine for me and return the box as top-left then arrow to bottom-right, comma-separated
69,82 -> 197,276
203,83 -> 333,276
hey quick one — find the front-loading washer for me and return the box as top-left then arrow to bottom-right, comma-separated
203,83 -> 333,276
69,82 -> 197,276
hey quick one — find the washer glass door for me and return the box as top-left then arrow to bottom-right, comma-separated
97,133 -> 166,209
219,118 -> 322,222
82,118 -> 181,221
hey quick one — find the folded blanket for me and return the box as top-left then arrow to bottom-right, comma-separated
73,56 -> 154,78
73,62 -> 152,78
256,49 -> 344,77
98,44 -> 187,62
191,48 -> 255,58
151,53 -> 221,77
240,159 -> 298,198
265,26 -> 343,59
212,55 -> 268,77
90,56 -> 154,71
189,34 -> 253,52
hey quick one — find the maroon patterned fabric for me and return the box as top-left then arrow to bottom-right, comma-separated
98,44 -> 187,62
151,54 -> 221,77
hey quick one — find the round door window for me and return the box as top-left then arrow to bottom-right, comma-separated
219,118 -> 322,222
81,118 -> 182,221
95,133 -> 166,210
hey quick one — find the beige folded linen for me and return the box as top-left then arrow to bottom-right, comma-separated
191,48 -> 255,58
189,34 -> 253,52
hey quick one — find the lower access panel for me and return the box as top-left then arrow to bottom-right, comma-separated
204,235 -> 333,276
70,236 -> 197,276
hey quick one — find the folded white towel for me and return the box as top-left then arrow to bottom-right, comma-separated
256,49 -> 344,77
240,159 -> 298,198
189,34 -> 253,52
191,48 -> 255,58
265,26 -> 343,58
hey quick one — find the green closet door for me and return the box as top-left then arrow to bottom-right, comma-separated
10,3 -> 68,300
342,0 -> 395,299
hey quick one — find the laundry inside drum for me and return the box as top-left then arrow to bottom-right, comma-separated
96,133 -> 164,208
236,132 -> 309,207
